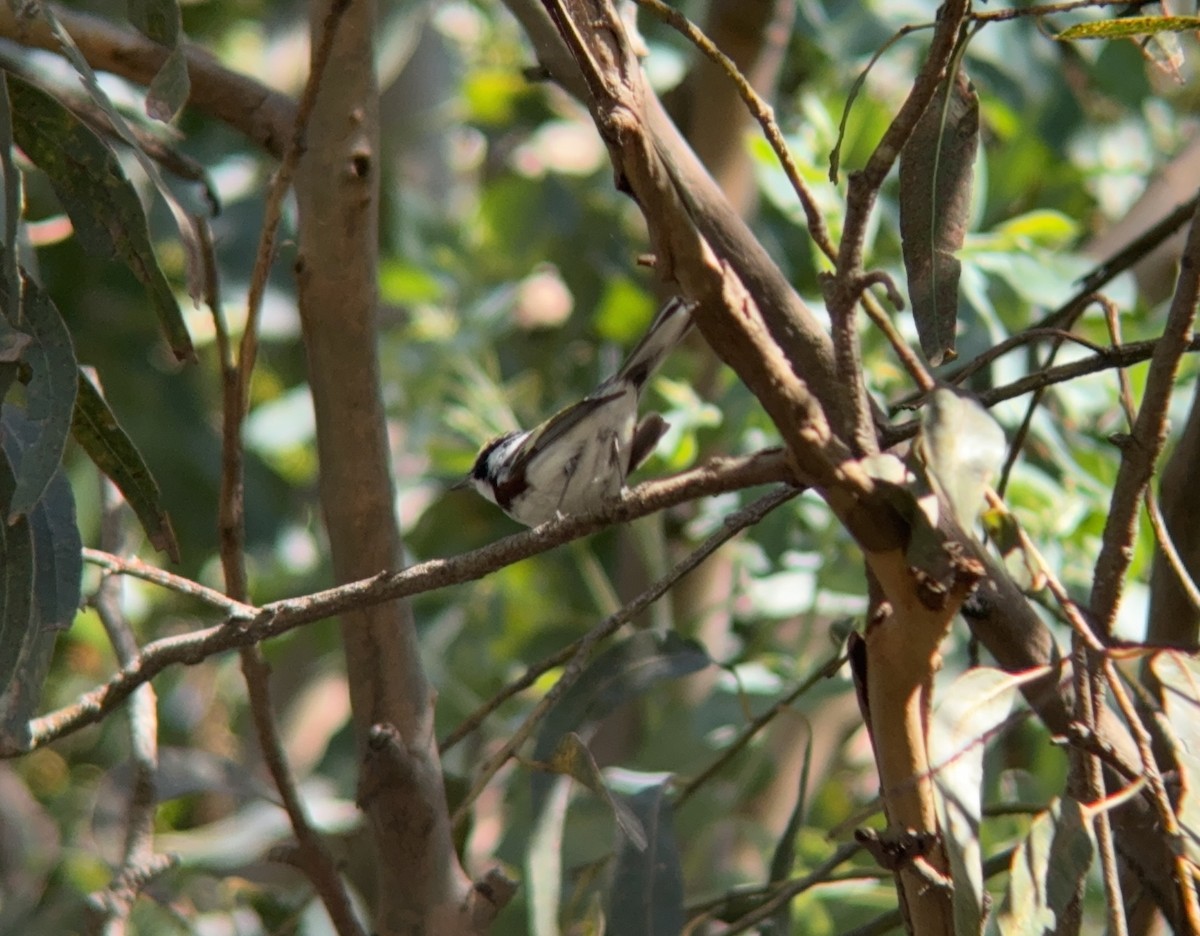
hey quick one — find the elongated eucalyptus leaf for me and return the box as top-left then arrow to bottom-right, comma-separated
544,733 -> 646,850
0,406 -> 80,752
994,798 -> 1093,936
531,632 -> 709,816
931,667 -> 1038,936
920,388 -> 1006,530
2,405 -> 81,630
31,3 -> 210,317
900,69 -> 979,365
72,370 -> 180,562
0,450 -> 34,698
607,781 -> 684,936
6,74 -> 193,361
128,0 -> 190,121
1057,15 -> 1200,40
2,276 -> 77,522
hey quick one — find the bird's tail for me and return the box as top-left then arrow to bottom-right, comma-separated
616,296 -> 697,393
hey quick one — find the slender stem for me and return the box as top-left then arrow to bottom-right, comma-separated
449,485 -> 799,826
1091,199 -> 1200,634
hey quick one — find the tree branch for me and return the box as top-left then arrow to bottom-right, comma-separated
1091,199 -> 1200,633
26,452 -> 794,753
0,4 -> 296,157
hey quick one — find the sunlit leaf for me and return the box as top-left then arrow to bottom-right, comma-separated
920,388 -> 1006,530
1056,16 -> 1200,40
931,667 -> 1043,935
995,798 -> 1093,935
899,69 -> 979,365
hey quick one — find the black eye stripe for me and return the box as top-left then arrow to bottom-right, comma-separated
471,432 -> 518,479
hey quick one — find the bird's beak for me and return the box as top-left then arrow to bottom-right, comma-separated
449,475 -> 472,492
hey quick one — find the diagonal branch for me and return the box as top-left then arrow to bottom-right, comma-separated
1091,199 -> 1200,633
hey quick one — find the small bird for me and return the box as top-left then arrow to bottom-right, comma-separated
459,296 -> 696,526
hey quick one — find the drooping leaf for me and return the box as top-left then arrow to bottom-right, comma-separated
0,69 -> 20,320
0,405 -> 80,751
0,448 -> 35,699
931,667 -> 1043,936
30,2 -> 211,314
527,774 -> 569,936
994,798 -> 1094,936
540,733 -> 646,850
1149,653 -> 1200,864
1056,16 -> 1200,40
919,388 -> 1007,530
532,632 -> 709,814
767,733 -> 813,934
71,370 -> 180,562
607,780 -> 684,936
900,69 -> 980,365
1,405 -> 81,630
128,0 -> 190,121
982,506 -> 1045,591
2,276 -> 77,521
6,74 -> 194,361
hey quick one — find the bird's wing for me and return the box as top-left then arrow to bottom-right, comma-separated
505,386 -> 628,478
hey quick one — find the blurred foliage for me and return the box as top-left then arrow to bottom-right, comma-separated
1,0 -> 1197,933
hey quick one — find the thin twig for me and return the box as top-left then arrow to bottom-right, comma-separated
1091,198 -> 1200,634
633,0 -> 934,393
827,0 -> 970,452
1103,658 -> 1200,929
1100,296 -> 1200,614
236,0 -> 352,408
84,481 -> 173,934
206,83 -> 365,936
80,548 -> 258,617
713,842 -> 862,935
971,0 -> 1131,23
449,484 -> 800,827
674,649 -> 846,807
23,452 -> 796,752
632,0 -> 832,256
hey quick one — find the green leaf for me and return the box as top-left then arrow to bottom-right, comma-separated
2,405 -> 81,630
540,733 -> 647,849
899,69 -> 980,365
1056,16 -> 1200,40
767,734 -> 813,933
71,370 -> 180,562
6,74 -> 193,361
607,781 -> 684,936
145,46 -> 191,124
0,66 -> 20,317
531,632 -> 709,816
3,276 -> 78,521
931,667 -> 1041,936
994,798 -> 1094,935
128,0 -> 189,121
0,406 -> 79,752
919,388 -> 1006,530
1148,653 -> 1200,865
0,447 -> 35,698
